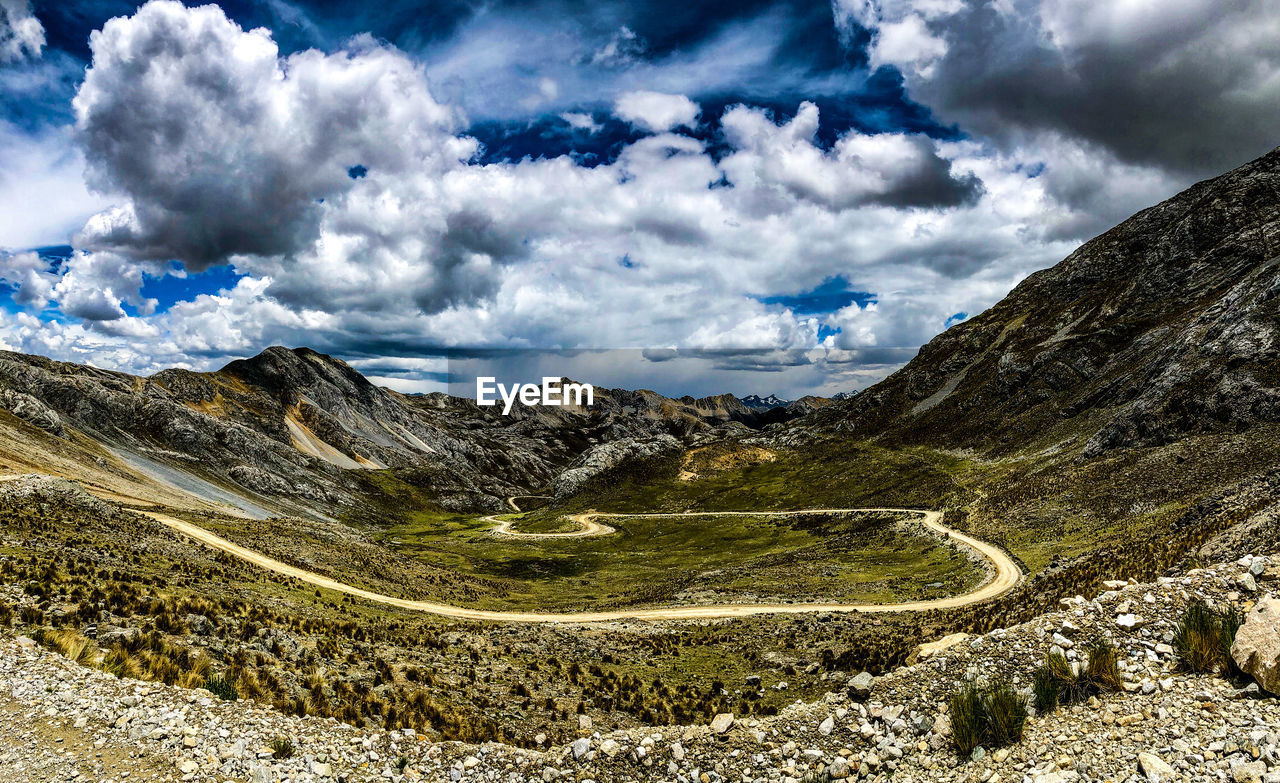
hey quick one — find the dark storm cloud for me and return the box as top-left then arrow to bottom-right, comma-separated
849,0 -> 1280,178
867,134 -> 981,208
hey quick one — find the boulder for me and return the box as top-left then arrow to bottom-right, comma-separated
1139,752 -> 1175,782
98,626 -> 142,648
912,633 -> 969,662
1232,595 -> 1280,693
709,713 -> 734,734
847,672 -> 875,700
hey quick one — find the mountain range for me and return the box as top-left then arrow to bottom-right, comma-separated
0,345 -> 820,517
3,147 -> 1280,529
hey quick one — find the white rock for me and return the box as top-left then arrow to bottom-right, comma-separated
1139,752 -> 1175,782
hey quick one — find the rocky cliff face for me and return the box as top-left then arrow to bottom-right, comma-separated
0,346 -> 786,515
811,146 -> 1280,457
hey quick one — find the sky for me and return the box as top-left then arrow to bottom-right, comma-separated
1,0 -> 1278,398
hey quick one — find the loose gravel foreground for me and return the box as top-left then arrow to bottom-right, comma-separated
2,554 -> 1278,783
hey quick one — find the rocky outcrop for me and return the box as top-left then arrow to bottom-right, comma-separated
0,474 -> 120,519
553,435 -> 682,499
0,389 -> 64,437
1232,595 -> 1280,693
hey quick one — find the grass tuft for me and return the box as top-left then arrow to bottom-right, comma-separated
44,628 -> 98,666
1173,600 -> 1242,674
982,682 -> 1028,748
203,674 -> 240,701
949,680 -> 1027,758
270,737 -> 295,760
949,684 -> 986,757
1032,666 -> 1059,713
1084,639 -> 1122,692
1219,607 -> 1245,678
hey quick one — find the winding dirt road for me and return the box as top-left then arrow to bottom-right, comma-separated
0,474 -> 1021,623
488,496 -> 617,538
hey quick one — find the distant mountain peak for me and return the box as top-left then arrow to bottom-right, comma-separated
739,393 -> 790,409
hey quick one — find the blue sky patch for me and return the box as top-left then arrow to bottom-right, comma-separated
135,264 -> 246,314
757,276 -> 875,315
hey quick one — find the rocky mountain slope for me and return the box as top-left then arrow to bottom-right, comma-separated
0,346 -> 796,516
808,146 -> 1280,457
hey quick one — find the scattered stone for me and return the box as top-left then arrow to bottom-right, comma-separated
1116,614 -> 1142,629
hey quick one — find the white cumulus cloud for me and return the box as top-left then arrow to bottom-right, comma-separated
613,90 -> 701,133
0,0 -> 43,62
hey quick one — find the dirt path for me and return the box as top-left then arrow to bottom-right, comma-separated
149,505 -> 1021,623
488,496 -> 616,538
0,474 -> 1022,623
